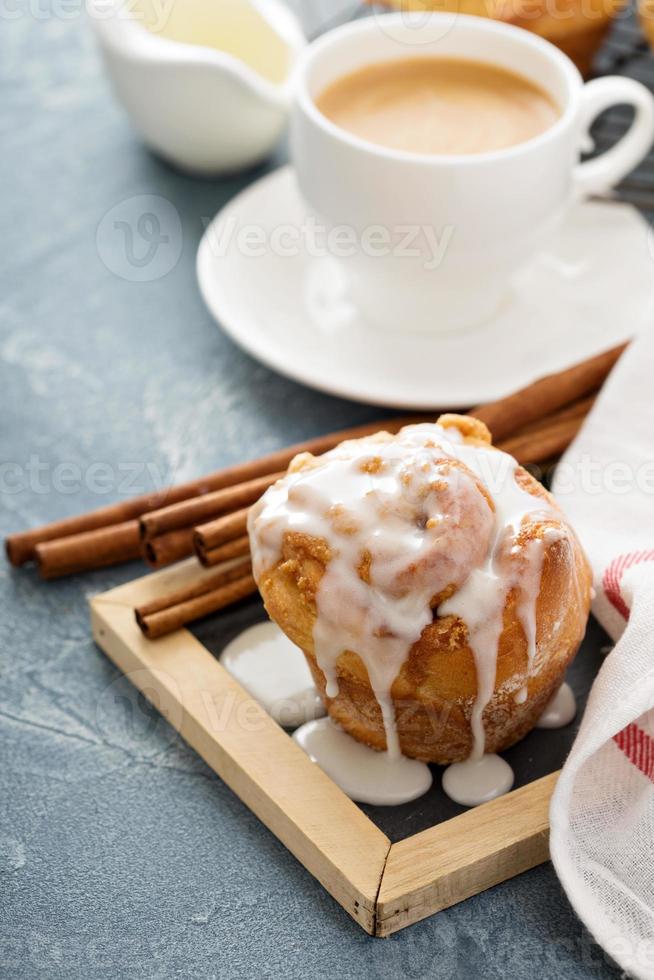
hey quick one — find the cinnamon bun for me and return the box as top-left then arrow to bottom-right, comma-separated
248,415 -> 591,764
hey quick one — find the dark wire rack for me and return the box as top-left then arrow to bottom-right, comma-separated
592,4 -> 654,218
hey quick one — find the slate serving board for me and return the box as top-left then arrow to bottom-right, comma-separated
191,599 -> 609,844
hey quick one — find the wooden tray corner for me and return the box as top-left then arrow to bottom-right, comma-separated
90,561 -> 557,937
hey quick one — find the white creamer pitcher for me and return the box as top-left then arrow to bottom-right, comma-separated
88,0 -> 305,174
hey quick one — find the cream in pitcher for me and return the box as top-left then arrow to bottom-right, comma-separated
87,0 -> 305,173
131,0 -> 292,83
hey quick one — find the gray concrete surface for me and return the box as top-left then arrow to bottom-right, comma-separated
0,6 -> 622,978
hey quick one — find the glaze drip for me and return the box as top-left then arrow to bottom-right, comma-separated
536,681 -> 577,729
248,421 -> 564,761
442,753 -> 514,807
220,621 -> 325,728
438,443 -> 561,758
294,717 -> 432,805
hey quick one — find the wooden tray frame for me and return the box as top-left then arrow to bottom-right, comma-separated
90,559 -> 557,937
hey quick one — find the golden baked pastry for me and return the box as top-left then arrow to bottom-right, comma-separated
639,0 -> 654,50
370,0 -> 627,77
248,415 -> 592,764
369,0 -> 541,19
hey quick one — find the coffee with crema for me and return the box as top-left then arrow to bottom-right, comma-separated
315,57 -> 560,156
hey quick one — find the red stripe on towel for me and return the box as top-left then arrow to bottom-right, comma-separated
613,723 -> 654,783
602,550 -> 654,620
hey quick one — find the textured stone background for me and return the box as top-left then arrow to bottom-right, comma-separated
0,4 -> 622,978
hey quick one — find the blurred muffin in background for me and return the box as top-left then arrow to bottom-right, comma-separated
639,0 -> 654,50
369,0 -> 628,76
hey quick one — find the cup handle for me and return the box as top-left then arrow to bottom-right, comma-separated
573,76 -> 654,198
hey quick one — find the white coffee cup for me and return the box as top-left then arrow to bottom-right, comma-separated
291,13 -> 654,333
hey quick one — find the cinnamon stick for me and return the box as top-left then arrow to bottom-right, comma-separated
500,415 -> 587,465
5,415 -> 422,566
140,471 -> 284,542
196,534 -> 250,569
509,392 -> 596,436
6,486 -> 209,568
143,528 -> 195,568
472,343 -> 625,442
135,560 -> 256,639
194,508 -> 250,566
35,520 -> 142,580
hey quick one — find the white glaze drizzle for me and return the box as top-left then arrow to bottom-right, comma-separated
438,441 -> 563,758
220,621 -> 325,728
536,681 -> 577,729
294,717 -> 432,805
248,422 -> 565,763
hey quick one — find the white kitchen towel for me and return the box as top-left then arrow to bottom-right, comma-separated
551,327 -> 654,980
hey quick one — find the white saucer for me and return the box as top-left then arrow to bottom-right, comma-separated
197,166 -> 652,408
